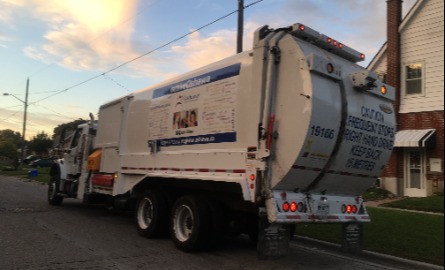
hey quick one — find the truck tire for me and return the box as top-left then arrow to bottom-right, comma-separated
170,196 -> 210,252
135,190 -> 169,238
48,176 -> 64,206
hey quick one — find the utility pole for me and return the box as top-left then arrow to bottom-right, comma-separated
22,78 -> 29,164
237,0 -> 244,54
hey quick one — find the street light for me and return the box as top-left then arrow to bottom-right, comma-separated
3,78 -> 29,164
3,93 -> 25,103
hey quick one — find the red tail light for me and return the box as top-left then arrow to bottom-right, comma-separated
352,205 -> 358,214
342,204 -> 358,214
283,202 -> 290,212
290,202 -> 298,212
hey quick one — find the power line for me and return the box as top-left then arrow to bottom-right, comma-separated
1,110 -> 21,121
3,0 -> 163,101
28,0 -> 264,106
2,0 -> 264,124
0,105 -> 22,109
103,74 -> 132,93
6,90 -> 62,96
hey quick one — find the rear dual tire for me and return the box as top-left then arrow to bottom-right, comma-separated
135,190 -> 169,238
136,192 -> 225,252
170,196 -> 214,252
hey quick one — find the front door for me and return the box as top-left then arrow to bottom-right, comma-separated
65,128 -> 83,176
404,149 -> 427,197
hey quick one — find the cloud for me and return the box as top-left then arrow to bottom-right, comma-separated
0,31 -> 13,47
21,0 -> 141,71
9,0 -> 421,80
170,22 -> 261,70
171,30 -> 236,70
168,0 -> 419,71
0,0 -> 24,23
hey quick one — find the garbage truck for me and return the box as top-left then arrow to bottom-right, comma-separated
48,22 -> 396,257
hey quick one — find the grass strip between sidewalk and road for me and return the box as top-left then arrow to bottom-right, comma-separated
297,207 -> 444,266
0,167 -> 51,184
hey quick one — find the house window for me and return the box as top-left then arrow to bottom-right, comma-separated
405,63 -> 423,95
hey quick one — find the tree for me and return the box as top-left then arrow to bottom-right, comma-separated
28,132 -> 53,156
0,129 -> 22,148
53,119 -> 87,140
0,140 -> 19,160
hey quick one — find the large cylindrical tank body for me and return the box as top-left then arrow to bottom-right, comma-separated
113,31 -> 395,197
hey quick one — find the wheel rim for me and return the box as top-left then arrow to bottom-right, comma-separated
174,205 -> 194,242
137,198 -> 154,230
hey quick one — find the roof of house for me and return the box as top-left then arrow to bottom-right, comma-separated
368,0 -> 425,70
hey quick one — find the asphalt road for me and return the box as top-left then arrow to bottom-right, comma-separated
0,176 -> 440,270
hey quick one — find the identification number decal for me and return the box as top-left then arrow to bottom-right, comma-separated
311,125 -> 336,140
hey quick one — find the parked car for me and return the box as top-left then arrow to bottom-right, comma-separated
30,159 -> 54,168
24,155 -> 41,165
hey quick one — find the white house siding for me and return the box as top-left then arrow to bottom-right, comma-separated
400,0 -> 445,113
371,47 -> 388,78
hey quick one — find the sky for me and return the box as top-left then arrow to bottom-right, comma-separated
0,0 -> 417,140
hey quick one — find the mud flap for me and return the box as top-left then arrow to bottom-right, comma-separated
342,222 -> 363,253
257,208 -> 290,260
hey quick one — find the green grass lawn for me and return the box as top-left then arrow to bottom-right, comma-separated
297,208 -> 444,266
382,195 -> 444,213
0,166 -> 51,184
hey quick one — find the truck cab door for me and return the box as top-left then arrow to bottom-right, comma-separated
65,128 -> 84,176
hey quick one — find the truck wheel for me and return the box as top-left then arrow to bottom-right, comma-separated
136,190 -> 169,238
170,196 -> 210,252
48,176 -> 64,206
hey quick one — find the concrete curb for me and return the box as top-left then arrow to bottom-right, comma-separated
293,236 -> 444,270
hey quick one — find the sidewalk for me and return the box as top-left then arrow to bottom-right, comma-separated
365,197 -> 403,207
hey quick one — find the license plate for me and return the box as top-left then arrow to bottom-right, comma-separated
318,203 -> 330,219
